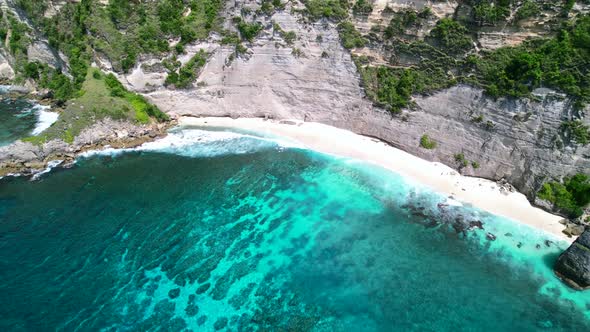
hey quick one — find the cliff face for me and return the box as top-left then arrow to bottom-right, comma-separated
126,1 -> 367,123
117,0 -> 589,203
0,0 -> 68,82
373,86 -> 590,200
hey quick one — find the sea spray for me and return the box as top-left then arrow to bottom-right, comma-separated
30,160 -> 64,181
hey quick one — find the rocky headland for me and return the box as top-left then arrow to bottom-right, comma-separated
0,116 -> 173,177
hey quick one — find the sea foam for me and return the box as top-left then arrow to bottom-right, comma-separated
31,105 -> 58,135
79,127 -> 303,159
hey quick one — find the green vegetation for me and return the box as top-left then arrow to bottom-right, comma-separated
454,153 -> 469,167
470,15 -> 590,105
384,10 -> 420,39
538,174 -> 590,217
515,0 -> 541,21
6,16 -> 30,56
563,0 -> 576,16
156,0 -> 222,46
237,21 -> 263,42
15,0 -> 48,22
292,47 -> 304,57
23,62 -> 75,104
358,12 -> 590,111
561,120 -> 590,145
472,0 -> 511,26
419,134 -> 437,149
428,18 -> 473,54
284,31 -> 297,44
352,0 -> 373,16
452,153 -> 480,170
304,0 -> 349,21
164,50 -> 208,89
221,30 -> 240,45
273,23 -> 297,45
355,45 -> 457,113
15,0 -> 221,77
0,10 -> 32,77
104,72 -> 169,122
357,66 -> 413,112
472,114 -> 484,123
337,22 -> 366,49
24,68 -> 167,144
258,0 -> 285,16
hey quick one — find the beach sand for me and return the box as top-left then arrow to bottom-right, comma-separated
179,116 -> 571,242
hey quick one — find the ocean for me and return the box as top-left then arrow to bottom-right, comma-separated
0,128 -> 589,331
0,94 -> 57,146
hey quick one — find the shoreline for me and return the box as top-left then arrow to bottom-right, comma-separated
178,116 -> 572,243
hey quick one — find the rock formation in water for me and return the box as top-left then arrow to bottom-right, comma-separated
554,230 -> 590,290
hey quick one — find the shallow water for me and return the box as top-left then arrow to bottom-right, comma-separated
0,96 -> 55,146
0,129 -> 589,331
0,97 -> 38,145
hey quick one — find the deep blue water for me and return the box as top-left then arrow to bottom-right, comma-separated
0,128 -> 589,331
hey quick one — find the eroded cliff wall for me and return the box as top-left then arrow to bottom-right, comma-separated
118,0 -> 589,202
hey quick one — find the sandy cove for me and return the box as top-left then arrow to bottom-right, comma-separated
179,116 -> 572,243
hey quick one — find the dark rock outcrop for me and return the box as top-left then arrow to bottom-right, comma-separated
554,230 -> 590,290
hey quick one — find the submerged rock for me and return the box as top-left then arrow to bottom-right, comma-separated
214,317 -> 228,330
168,288 -> 180,299
554,230 -> 590,290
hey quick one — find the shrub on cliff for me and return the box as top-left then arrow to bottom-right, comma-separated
515,0 -> 541,21
238,22 -> 263,42
538,174 -> 590,217
428,18 -> 473,54
352,0 -> 373,16
454,153 -> 469,168
165,50 -> 208,89
104,72 -> 169,122
384,10 -> 421,39
337,22 -> 366,49
304,0 -> 349,21
420,135 -> 437,149
471,14 -> 590,106
561,121 -> 590,146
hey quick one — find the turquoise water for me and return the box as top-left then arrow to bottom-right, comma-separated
0,128 -> 589,331
0,96 -> 42,146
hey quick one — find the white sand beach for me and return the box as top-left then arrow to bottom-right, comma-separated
179,116 -> 571,242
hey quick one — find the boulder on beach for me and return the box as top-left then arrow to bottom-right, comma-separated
554,230 -> 590,290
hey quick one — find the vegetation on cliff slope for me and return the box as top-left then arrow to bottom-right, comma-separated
469,15 -> 590,106
353,11 -> 590,113
23,68 -> 168,144
164,50 -> 208,88
304,0 -> 349,21
538,174 -> 590,218
6,0 -> 225,143
15,0 -> 222,74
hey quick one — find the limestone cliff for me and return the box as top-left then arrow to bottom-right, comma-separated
115,0 -> 589,207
